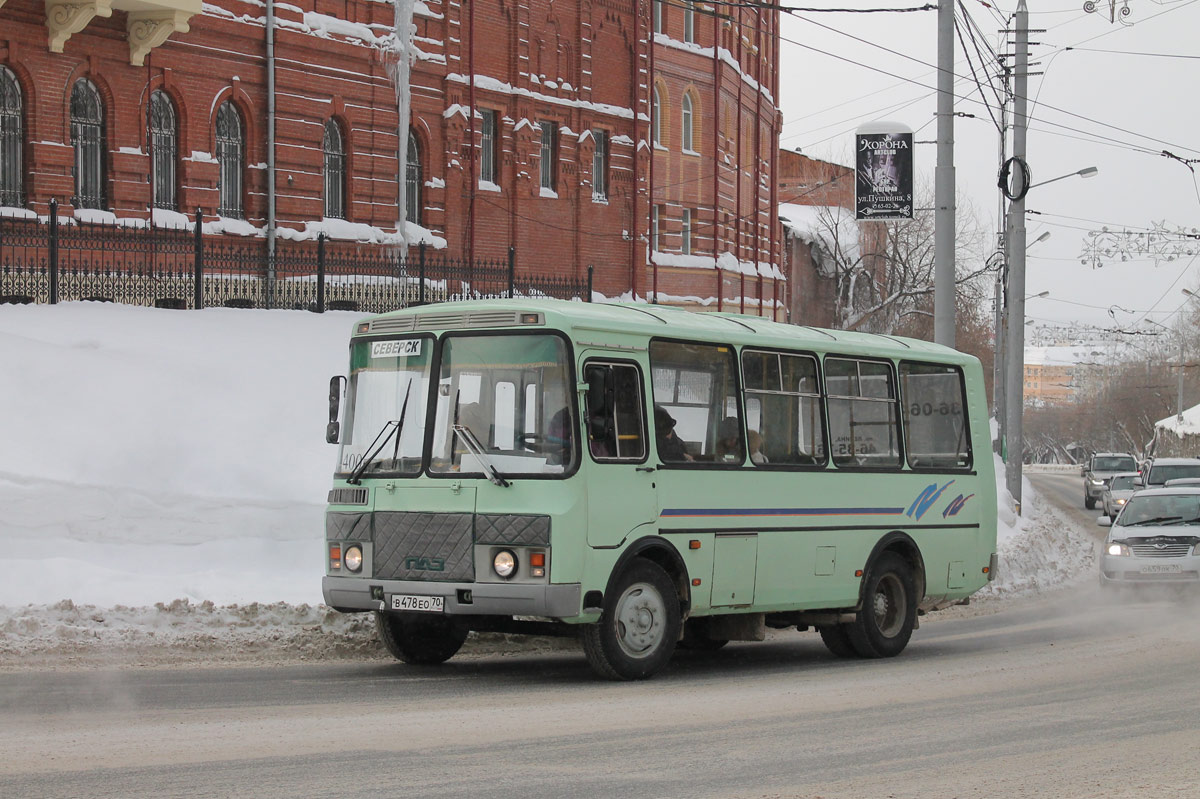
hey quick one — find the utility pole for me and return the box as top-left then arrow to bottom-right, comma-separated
933,0 -> 956,347
1003,0 -> 1029,510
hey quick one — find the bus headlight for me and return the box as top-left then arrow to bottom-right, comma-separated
344,545 -> 363,573
493,550 -> 517,579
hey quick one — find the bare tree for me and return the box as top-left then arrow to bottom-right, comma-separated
806,185 -> 993,334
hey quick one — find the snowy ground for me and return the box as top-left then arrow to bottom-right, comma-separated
0,303 -> 1093,670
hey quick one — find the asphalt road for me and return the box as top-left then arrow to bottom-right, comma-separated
2,472 -> 1197,799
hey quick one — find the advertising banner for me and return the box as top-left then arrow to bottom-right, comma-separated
855,126 -> 913,221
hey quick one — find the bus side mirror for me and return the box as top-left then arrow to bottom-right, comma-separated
327,375 -> 346,444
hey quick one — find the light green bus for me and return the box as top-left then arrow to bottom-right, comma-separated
322,298 -> 997,680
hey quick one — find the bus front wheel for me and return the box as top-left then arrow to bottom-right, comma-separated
375,611 -> 468,665
582,559 -> 681,680
844,552 -> 917,658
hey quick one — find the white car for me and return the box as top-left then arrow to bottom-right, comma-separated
1099,487 -> 1200,591
1101,472 -> 1140,521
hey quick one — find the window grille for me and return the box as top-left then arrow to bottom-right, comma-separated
149,90 -> 177,211
539,122 -> 556,191
70,79 -> 105,210
215,101 -> 244,218
323,119 -> 346,219
405,130 -> 421,225
0,67 -> 22,207
591,129 -> 607,200
480,110 -> 496,184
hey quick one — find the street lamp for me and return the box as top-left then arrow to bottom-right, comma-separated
1004,165 -> 1099,512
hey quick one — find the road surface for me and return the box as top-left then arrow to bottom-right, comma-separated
1,472 -> 1197,799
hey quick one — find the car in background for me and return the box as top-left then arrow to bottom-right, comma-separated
1140,457 -> 1200,489
1101,472 -> 1141,521
1164,477 -> 1200,488
1099,487 -> 1200,591
1082,452 -> 1139,509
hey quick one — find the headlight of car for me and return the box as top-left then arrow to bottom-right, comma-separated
493,549 -> 517,579
1193,542 -> 1200,556
1116,498 -> 1126,505
344,544 -> 363,573
1106,542 -> 1131,557
1090,478 -> 1104,486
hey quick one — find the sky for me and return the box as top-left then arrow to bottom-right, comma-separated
776,0 -> 1200,332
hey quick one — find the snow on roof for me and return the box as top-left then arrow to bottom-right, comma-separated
1154,402 -> 1200,437
778,203 -> 860,267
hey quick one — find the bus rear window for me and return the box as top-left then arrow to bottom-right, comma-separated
899,362 -> 971,470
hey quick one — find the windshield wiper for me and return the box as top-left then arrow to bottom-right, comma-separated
1123,515 -> 1184,527
346,383 -> 412,485
453,423 -> 511,487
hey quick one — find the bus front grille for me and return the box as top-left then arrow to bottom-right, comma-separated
373,512 -> 475,582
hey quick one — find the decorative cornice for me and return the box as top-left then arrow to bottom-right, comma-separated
45,0 -> 114,53
126,9 -> 194,66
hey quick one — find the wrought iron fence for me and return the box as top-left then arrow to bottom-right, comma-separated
0,201 -> 593,312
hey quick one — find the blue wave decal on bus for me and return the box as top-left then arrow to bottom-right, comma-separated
942,494 -> 976,518
906,481 -> 954,521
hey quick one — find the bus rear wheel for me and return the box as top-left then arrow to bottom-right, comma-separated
375,611 -> 468,665
582,559 -> 681,680
844,552 -> 917,658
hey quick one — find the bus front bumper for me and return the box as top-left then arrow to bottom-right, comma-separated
323,576 -> 582,619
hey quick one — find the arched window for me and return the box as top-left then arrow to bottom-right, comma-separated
405,130 -> 421,225
0,66 -> 22,207
70,79 -> 105,209
215,100 -> 244,218
323,119 -> 346,219
150,90 -> 177,211
681,93 -> 694,151
651,86 -> 661,147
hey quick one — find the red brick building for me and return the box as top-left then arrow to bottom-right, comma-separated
0,0 -> 783,313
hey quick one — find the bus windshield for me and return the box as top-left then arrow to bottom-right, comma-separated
429,334 -> 576,477
337,336 -> 433,477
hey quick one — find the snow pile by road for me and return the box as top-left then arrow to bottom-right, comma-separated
0,303 -> 1091,668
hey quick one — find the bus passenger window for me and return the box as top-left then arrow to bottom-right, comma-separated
742,349 -> 826,466
584,362 -> 646,461
649,340 -> 741,465
825,357 -> 901,469
900,362 -> 971,469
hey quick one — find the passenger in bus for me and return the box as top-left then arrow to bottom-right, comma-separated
747,429 -> 769,465
715,417 -> 743,462
654,405 -> 692,462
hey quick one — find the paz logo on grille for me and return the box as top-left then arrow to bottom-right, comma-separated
404,556 -> 446,571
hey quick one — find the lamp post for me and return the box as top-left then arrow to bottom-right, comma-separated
1002,153 -> 1098,510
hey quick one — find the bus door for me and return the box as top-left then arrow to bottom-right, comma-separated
649,340 -> 758,608
582,359 -> 656,547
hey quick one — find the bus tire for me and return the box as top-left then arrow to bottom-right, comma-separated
817,624 -> 857,658
582,559 -> 681,680
844,552 -> 917,658
375,610 -> 468,665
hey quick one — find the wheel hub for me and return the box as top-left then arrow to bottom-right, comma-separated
615,584 -> 665,658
